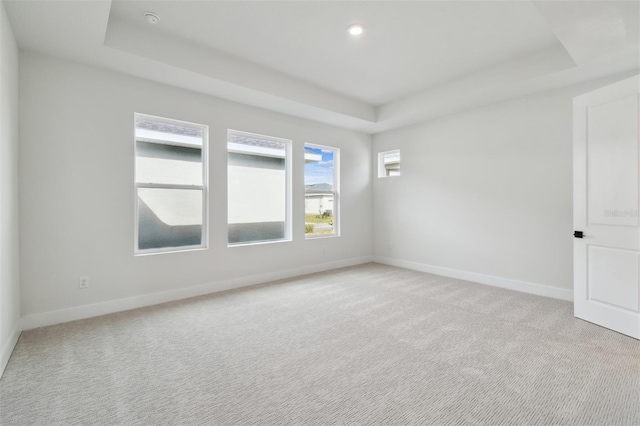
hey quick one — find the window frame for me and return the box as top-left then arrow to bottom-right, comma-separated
133,113 -> 209,256
226,129 -> 292,247
304,143 -> 340,239
378,149 -> 401,178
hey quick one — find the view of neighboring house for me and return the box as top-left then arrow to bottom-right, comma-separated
304,183 -> 334,217
304,146 -> 337,236
136,127 -> 335,248
135,116 -> 205,251
227,131 -> 288,244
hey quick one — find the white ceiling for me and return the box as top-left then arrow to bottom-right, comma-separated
110,0 -> 562,105
4,0 -> 640,134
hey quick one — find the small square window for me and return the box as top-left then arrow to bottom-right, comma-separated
378,149 -> 400,178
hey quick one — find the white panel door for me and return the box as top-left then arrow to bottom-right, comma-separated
574,75 -> 640,339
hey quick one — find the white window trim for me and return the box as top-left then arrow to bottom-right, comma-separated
378,149 -> 401,178
305,143 -> 340,239
134,113 -> 209,255
227,129 -> 292,247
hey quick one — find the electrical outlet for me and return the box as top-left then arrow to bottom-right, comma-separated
79,276 -> 89,289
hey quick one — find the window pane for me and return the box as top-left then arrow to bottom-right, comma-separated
135,117 -> 203,147
136,142 -> 202,186
134,114 -> 207,254
378,149 -> 401,177
304,145 -> 337,237
138,188 -> 203,250
227,131 -> 289,244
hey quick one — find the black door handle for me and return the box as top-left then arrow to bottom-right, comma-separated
574,231 -> 584,238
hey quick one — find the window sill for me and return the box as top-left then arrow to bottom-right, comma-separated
135,246 -> 208,257
305,233 -> 340,240
227,238 -> 292,248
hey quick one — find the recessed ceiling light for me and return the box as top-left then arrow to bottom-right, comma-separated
347,24 -> 364,36
144,12 -> 160,25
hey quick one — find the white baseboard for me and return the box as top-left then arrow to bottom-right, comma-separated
373,256 -> 573,302
1,320 -> 22,378
20,256 -> 373,331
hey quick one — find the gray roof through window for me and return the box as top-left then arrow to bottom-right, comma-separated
136,118 -> 203,138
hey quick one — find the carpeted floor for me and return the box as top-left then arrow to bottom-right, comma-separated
1,263 -> 639,425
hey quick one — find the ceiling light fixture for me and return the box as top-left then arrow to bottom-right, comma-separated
144,12 -> 160,25
347,24 -> 364,36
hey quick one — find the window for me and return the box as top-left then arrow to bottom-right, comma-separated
227,130 -> 291,245
304,144 -> 339,238
378,149 -> 401,177
134,114 -> 208,254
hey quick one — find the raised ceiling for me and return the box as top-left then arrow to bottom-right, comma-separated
110,1 -> 562,105
4,0 -> 640,134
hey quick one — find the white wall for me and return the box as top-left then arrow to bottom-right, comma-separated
372,73 -> 638,300
19,53 -> 372,326
0,0 -> 20,375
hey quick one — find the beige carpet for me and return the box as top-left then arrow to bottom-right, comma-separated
1,263 -> 639,425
